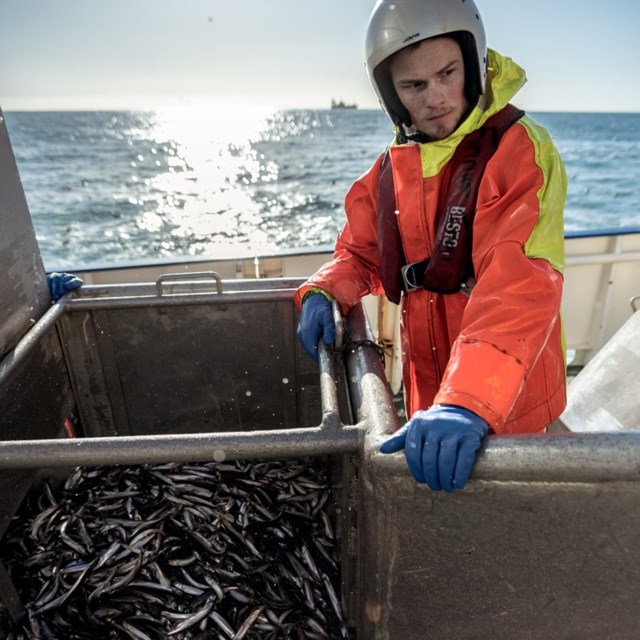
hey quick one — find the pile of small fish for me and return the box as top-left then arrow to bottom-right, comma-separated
0,458 -> 351,639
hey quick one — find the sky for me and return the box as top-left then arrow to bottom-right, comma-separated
2,0 -> 639,113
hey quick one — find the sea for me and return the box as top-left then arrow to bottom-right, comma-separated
4,108 -> 640,270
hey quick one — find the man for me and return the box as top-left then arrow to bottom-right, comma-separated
296,0 -> 567,492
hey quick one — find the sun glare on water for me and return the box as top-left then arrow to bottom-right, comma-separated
22,102 -> 350,267
152,103 -> 277,145
132,103 -> 281,258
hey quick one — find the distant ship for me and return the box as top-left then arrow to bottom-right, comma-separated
331,99 -> 357,110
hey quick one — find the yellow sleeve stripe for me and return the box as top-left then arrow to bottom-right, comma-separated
519,115 -> 567,273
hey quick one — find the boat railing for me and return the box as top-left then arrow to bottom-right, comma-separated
563,226 -> 640,367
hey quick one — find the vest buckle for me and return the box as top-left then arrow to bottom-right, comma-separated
401,260 -> 429,293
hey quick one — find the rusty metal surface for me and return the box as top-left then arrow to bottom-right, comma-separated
339,304 -> 640,639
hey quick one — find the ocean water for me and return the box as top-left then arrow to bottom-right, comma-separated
4,108 -> 640,269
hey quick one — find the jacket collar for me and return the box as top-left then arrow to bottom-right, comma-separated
461,49 -> 527,134
392,49 -> 527,178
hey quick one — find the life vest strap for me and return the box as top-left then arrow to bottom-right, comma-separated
378,104 -> 525,302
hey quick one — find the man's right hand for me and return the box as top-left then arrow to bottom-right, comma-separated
380,404 -> 488,492
296,292 -> 336,362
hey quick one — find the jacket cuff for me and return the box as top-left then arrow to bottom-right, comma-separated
294,285 -> 331,310
295,279 -> 351,314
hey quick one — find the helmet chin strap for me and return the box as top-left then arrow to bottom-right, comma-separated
394,95 -> 481,145
406,131 -> 432,144
394,118 -> 409,145
394,119 -> 432,145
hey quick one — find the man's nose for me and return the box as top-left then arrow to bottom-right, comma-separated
423,84 -> 446,106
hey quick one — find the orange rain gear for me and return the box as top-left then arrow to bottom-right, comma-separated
295,51 -> 567,434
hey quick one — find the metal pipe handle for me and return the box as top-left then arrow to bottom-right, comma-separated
332,299 -> 344,349
155,271 -> 223,296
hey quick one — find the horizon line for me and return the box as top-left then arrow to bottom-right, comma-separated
3,106 -> 640,116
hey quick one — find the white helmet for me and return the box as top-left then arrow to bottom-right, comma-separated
365,0 -> 487,127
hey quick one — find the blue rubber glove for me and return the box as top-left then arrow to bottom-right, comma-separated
47,272 -> 84,302
380,404 -> 488,492
297,292 -> 336,362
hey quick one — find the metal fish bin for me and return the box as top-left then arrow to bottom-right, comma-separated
0,276 -> 394,639
2,279 -> 640,639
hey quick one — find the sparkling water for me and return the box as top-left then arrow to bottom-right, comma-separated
4,108 -> 640,269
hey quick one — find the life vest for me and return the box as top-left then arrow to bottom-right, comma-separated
378,104 -> 525,304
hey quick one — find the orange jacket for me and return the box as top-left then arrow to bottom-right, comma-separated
296,51 -> 567,434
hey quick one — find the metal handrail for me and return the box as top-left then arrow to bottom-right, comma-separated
0,427 -> 361,470
155,271 -> 223,296
0,295 -> 374,470
0,303 -> 64,387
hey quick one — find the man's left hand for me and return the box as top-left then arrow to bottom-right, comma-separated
380,404 -> 488,492
47,272 -> 84,301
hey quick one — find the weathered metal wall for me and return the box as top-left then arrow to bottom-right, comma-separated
0,110 -> 50,361
0,323 -> 79,556
0,109 -> 74,550
334,309 -> 640,639
55,285 -> 321,437
359,433 -> 640,640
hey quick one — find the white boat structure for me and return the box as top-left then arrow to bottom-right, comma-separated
2,106 -> 640,637
66,226 -> 640,405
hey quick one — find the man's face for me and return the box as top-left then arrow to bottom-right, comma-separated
390,37 -> 469,141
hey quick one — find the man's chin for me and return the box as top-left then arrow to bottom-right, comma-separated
412,114 -> 457,141
420,124 -> 455,141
